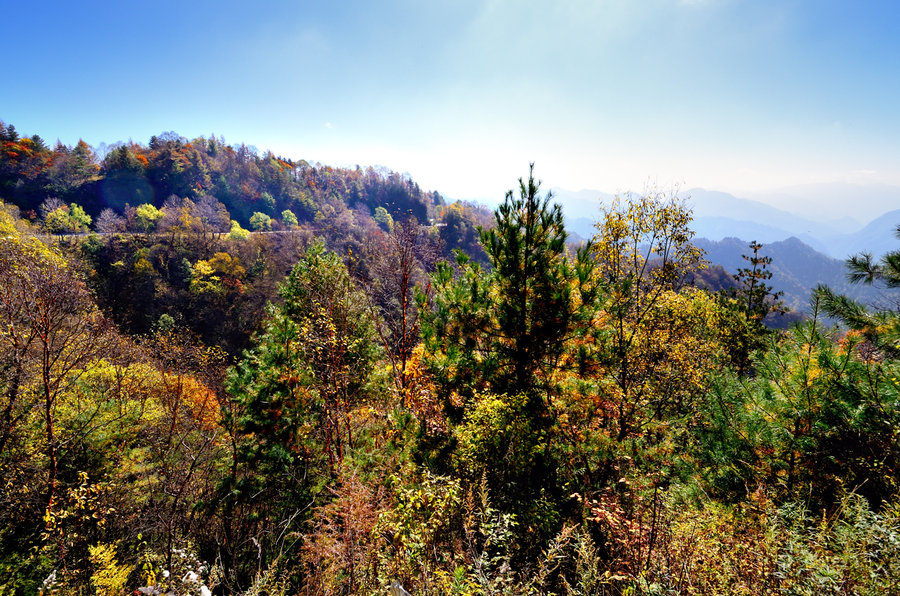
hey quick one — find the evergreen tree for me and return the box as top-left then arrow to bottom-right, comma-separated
730,240 -> 784,323
844,227 -> 900,288
220,242 -> 380,583
418,166 -> 599,544
724,240 -> 785,374
816,223 -> 900,357
421,164 -> 598,416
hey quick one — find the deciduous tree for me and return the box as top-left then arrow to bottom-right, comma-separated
364,217 -> 439,395
0,208 -> 110,514
591,190 -> 706,440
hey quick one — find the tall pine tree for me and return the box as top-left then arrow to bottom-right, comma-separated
419,165 -> 599,554
421,164 -> 598,417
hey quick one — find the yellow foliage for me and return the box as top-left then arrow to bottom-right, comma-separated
207,251 -> 245,278
401,344 -> 446,433
190,253 -> 244,295
228,219 -> 251,241
192,259 -> 215,278
68,361 -> 167,424
594,287 -> 732,440
1,201 -> 67,267
0,204 -> 20,238
89,542 -> 132,596
133,257 -> 154,275
592,190 -> 705,290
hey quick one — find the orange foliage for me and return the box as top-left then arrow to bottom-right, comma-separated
401,345 -> 446,434
164,373 -> 221,430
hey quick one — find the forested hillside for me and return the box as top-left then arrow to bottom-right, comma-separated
696,236 -> 887,313
0,122 -> 440,225
0,120 -> 492,258
0,121 -> 494,353
2,123 -> 900,594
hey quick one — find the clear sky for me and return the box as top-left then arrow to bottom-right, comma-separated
4,0 -> 899,203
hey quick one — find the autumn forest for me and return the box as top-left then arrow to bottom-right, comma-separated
2,120 -> 900,594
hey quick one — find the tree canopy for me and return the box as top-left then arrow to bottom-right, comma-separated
2,125 -> 900,594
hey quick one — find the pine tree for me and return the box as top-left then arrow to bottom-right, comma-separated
418,166 -> 599,551
731,240 -> 784,324
816,223 -> 900,356
420,164 -> 598,416
220,242 -> 380,582
725,240 -> 786,374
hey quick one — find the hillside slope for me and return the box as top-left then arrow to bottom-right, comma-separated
696,236 -> 888,312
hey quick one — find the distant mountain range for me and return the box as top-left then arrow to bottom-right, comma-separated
552,186 -> 900,261
747,182 -> 900,224
549,185 -> 900,313
695,236 -> 888,313
686,189 -> 900,261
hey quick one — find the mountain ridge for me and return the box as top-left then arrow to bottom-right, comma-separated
550,186 -> 899,261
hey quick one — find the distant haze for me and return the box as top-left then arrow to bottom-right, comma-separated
745,183 -> 900,224
550,185 -> 900,261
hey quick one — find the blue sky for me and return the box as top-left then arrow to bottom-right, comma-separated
4,0 -> 899,204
